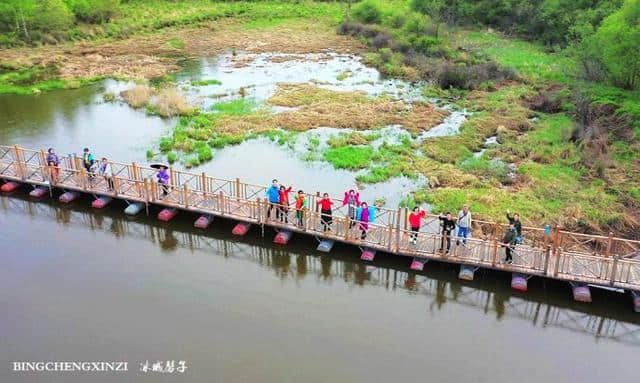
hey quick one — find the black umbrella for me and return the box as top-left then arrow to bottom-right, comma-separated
150,162 -> 169,170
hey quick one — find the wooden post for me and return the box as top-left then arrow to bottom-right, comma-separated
315,192 -> 320,213
552,225 -> 561,257
605,232 -> 613,257
39,149 -> 47,181
132,162 -> 139,181
169,166 -> 175,187
610,254 -> 620,286
80,167 -> 88,190
403,207 -> 408,231
396,209 -> 402,253
543,243 -> 551,275
201,172 -> 207,194
13,145 -> 24,180
491,222 -> 500,266
235,177 -> 241,199
387,224 -> 393,252
345,216 -> 351,240
183,184 -> 189,208
144,178 -> 151,203
219,191 -> 225,214
113,178 -> 119,197
491,237 -> 499,267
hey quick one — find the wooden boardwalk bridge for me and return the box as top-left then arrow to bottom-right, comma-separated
1,145 -> 639,307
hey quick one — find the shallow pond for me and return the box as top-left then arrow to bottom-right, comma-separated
0,51 -> 463,208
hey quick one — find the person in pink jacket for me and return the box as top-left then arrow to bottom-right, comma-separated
342,189 -> 361,228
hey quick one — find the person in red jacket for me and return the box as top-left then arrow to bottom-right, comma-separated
278,185 -> 292,223
316,193 -> 333,232
409,206 -> 426,245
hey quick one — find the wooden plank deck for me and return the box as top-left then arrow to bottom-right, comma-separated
1,145 -> 639,291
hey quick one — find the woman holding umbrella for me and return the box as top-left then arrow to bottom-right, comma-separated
151,163 -> 170,198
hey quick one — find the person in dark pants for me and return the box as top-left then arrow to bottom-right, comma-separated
502,223 -> 517,263
265,179 -> 280,220
82,147 -> 95,173
506,210 -> 523,244
438,212 -> 456,253
156,166 -> 170,197
316,193 -> 333,232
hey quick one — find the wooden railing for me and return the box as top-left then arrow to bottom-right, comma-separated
1,145 -> 639,290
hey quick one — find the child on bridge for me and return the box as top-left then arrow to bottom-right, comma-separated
409,207 -> 426,245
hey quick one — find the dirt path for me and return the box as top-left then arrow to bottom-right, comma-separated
0,20 -> 365,80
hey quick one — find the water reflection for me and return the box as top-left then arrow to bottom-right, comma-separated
2,193 -> 639,347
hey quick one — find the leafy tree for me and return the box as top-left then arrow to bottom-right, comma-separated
590,0 -> 640,89
352,0 -> 384,24
33,0 -> 73,32
410,0 -> 444,37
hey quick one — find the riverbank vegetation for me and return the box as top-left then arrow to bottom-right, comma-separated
338,0 -> 639,235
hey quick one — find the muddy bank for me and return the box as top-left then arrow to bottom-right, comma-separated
0,21 -> 364,82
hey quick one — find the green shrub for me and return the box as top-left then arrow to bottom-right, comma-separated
353,0 -> 383,24
65,0 -> 120,23
324,146 -> 375,170
159,137 -> 173,152
166,151 -> 177,164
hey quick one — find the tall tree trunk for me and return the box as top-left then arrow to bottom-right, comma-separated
20,11 -> 30,42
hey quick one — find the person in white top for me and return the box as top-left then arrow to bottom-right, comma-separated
456,204 -> 472,246
98,157 -> 114,191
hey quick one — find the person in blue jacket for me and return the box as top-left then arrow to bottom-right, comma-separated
266,179 -> 280,220
356,202 -> 377,240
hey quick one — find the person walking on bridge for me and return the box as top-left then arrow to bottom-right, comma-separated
357,202 -> 377,240
295,190 -> 308,228
409,206 -> 426,245
317,193 -> 334,232
502,222 -> 517,264
266,179 -> 280,221
342,189 -> 361,228
82,148 -> 95,174
98,157 -> 114,191
279,185 -> 293,223
438,212 -> 456,253
46,148 -> 59,184
156,165 -> 170,197
506,210 -> 523,244
456,204 -> 472,246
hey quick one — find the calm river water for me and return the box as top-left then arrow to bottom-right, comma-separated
1,55 -> 639,382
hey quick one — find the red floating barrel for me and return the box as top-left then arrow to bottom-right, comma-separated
29,186 -> 48,199
572,284 -> 592,303
361,249 -> 376,261
92,196 -> 112,209
59,191 -> 80,204
0,181 -> 20,193
232,222 -> 251,236
410,257 -> 427,271
274,230 -> 292,245
632,291 -> 640,313
158,208 -> 177,222
194,215 -> 213,229
511,273 -> 528,292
